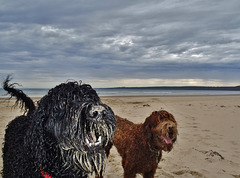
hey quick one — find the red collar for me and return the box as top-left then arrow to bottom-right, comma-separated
41,168 -> 52,178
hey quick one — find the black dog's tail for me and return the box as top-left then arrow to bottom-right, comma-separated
3,75 -> 36,114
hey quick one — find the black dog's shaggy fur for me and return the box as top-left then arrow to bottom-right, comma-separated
2,76 -> 116,178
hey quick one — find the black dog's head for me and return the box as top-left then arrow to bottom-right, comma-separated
29,82 -> 116,176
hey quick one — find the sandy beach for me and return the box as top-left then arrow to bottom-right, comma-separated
1,95 -> 240,177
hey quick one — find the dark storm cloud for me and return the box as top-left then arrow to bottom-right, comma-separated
0,0 -> 240,87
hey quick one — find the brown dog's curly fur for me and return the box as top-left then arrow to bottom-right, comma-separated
113,110 -> 178,178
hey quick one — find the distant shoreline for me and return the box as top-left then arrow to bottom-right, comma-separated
1,85 -> 240,91
1,86 -> 240,98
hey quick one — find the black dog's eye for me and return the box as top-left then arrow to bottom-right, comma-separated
60,100 -> 66,109
102,110 -> 107,117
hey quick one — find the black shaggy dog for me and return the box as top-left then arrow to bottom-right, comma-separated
2,76 -> 116,178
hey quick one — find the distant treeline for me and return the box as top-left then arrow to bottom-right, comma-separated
105,86 -> 240,91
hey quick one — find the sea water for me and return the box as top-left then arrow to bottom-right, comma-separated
1,88 -> 240,98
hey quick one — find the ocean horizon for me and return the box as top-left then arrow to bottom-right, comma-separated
1,86 -> 240,98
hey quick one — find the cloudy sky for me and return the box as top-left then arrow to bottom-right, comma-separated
1,0 -> 240,88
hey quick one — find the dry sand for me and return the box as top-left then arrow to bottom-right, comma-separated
0,95 -> 240,177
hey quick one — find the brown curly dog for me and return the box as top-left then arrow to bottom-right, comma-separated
113,110 -> 178,178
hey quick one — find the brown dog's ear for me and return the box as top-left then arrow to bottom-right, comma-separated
143,111 -> 162,141
143,113 -> 154,140
143,111 -> 160,129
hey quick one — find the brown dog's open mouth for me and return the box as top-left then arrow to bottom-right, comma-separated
162,136 -> 173,145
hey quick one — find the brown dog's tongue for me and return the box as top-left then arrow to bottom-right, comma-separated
163,137 -> 172,144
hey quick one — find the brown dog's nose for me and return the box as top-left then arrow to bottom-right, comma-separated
168,125 -> 173,130
167,125 -> 174,139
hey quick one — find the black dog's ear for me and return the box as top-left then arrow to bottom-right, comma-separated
24,106 -> 49,169
25,120 -> 45,169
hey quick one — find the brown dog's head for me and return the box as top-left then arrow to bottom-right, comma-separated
143,110 -> 178,152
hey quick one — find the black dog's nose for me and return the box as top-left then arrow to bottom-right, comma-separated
91,111 -> 99,118
89,105 -> 106,120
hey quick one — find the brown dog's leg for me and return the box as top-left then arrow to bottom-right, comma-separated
122,158 -> 137,178
124,169 -> 136,178
143,170 -> 155,178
